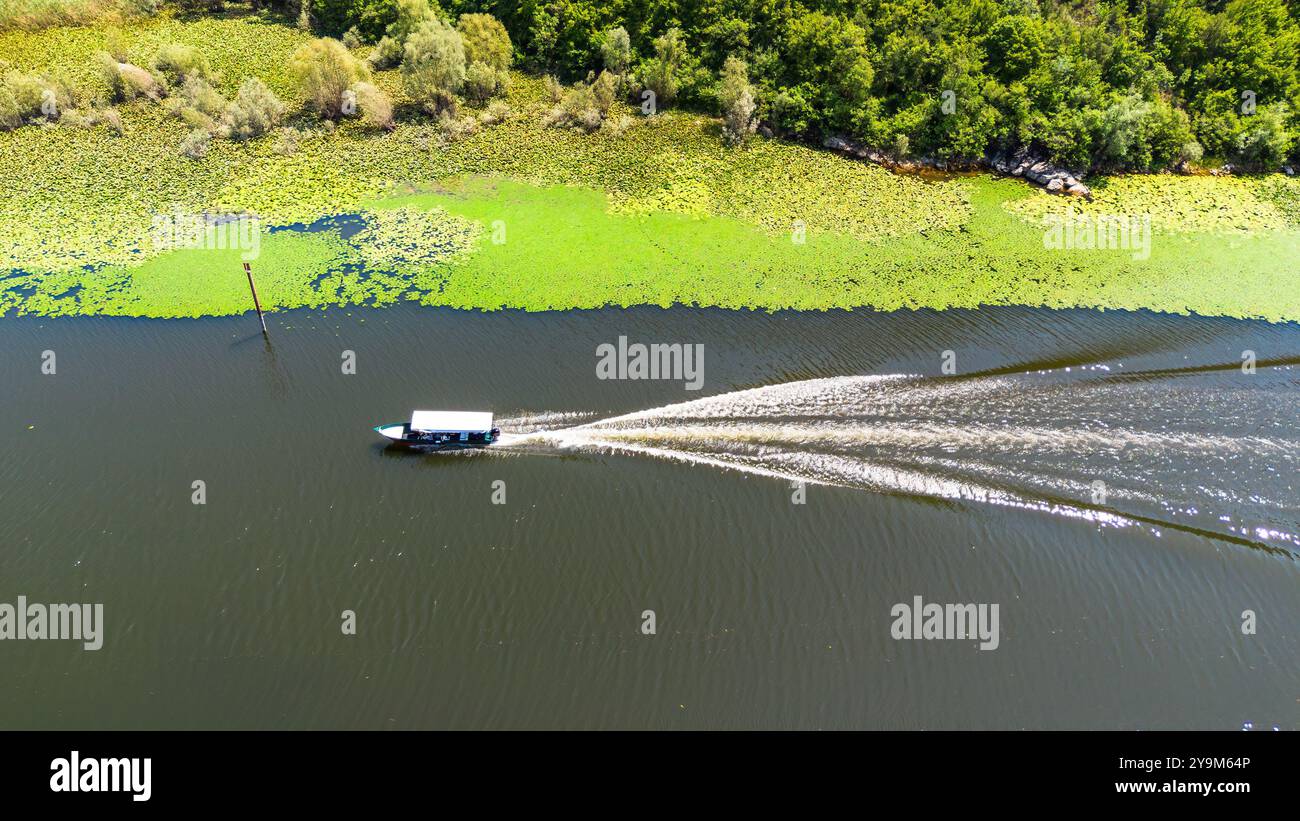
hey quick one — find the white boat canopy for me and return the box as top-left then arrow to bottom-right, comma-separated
410,410 -> 494,433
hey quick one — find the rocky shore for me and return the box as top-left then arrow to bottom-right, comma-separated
822,135 -> 1093,200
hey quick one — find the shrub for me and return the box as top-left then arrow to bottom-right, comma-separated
543,73 -> 563,103
180,74 -> 226,118
1234,104 -> 1293,171
718,56 -> 757,146
99,106 -> 124,135
456,13 -> 511,72
434,110 -> 476,146
342,27 -> 364,49
463,60 -> 503,102
766,87 -> 813,136
121,63 -> 160,101
96,51 -> 124,97
222,77 -> 285,140
402,17 -> 464,112
290,37 -> 370,119
0,87 -> 19,130
638,27 -> 687,108
599,112 -> 633,138
1144,97 -> 1198,170
274,126 -> 305,155
0,69 -> 65,127
151,43 -> 213,89
179,127 -> 210,159
367,35 -> 403,69
478,99 -> 510,126
1092,93 -> 1201,171
600,27 -> 631,78
384,0 -> 436,44
591,69 -> 615,114
545,82 -> 602,132
97,53 -> 162,101
1095,94 -> 1152,170
59,107 -> 95,128
126,0 -> 158,17
175,104 -> 215,132
69,105 -> 131,133
352,81 -> 394,130
5,71 -> 52,115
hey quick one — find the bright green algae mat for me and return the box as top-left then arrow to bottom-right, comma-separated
383,177 -> 1300,319
7,175 -> 1295,321
1,13 -> 1298,321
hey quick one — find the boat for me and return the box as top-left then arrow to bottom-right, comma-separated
373,410 -> 500,450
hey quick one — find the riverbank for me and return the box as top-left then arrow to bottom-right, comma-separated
2,12 -> 1299,321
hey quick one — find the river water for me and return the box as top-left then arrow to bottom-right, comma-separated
1,305 -> 1296,729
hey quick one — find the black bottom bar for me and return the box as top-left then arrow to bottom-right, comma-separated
0,730 -> 1285,808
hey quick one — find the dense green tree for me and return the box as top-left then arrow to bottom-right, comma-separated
928,46 -> 1001,161
982,15 -> 1047,84
1234,102 -> 1294,169
254,0 -> 1300,170
767,11 -> 874,135
387,0 -> 440,43
311,0 -> 401,40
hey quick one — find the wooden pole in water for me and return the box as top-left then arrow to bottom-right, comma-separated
243,262 -> 268,336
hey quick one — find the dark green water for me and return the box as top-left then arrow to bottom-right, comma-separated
1,305 -> 1297,729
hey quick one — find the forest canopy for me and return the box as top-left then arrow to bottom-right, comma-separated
301,0 -> 1299,172
6,0 -> 1299,172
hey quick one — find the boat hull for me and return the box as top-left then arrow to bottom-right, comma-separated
383,439 -> 493,451
373,422 -> 499,450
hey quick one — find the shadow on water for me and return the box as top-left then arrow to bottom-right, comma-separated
228,325 -> 289,397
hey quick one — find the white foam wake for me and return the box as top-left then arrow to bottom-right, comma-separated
496,373 -> 1300,550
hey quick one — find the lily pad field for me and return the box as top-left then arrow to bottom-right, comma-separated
2,10 -> 1298,321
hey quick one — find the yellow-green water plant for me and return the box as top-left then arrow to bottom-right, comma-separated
2,13 -> 1299,323
1004,174 -> 1300,236
348,205 -> 480,271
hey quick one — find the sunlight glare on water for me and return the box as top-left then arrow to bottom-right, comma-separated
499,372 -> 1300,553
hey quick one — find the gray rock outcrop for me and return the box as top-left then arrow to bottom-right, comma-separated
823,135 -> 1093,200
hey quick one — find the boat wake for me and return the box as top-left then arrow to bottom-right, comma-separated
495,372 -> 1300,555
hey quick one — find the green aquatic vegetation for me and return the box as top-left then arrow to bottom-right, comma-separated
1258,176 -> 1300,228
0,14 -> 1297,323
0,0 -> 134,32
367,176 -> 1300,323
1004,174 -> 1296,236
0,15 -> 304,100
1,230 -> 353,317
348,205 -> 480,269
606,150 -> 714,217
3,173 -> 1298,322
0,15 -> 966,276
